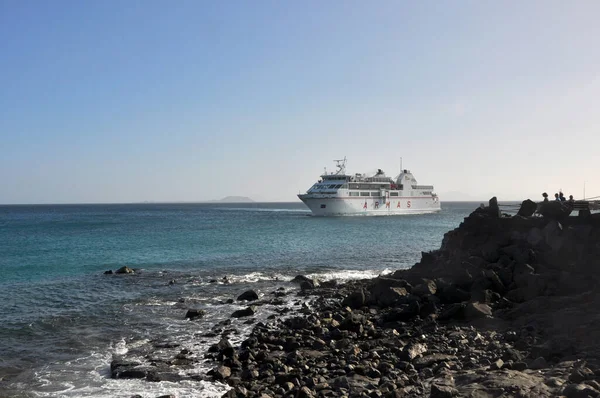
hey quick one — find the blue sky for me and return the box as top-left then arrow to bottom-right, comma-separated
1,1 -> 598,203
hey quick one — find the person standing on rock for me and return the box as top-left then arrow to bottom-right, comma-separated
554,193 -> 560,201
542,192 -> 549,202
559,192 -> 566,201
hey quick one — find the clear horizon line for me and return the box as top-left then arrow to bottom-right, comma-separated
0,199 -> 523,206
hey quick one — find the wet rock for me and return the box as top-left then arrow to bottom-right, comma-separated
321,280 -> 338,288
216,338 -> 235,358
146,371 -> 182,383
110,357 -> 144,379
115,266 -> 134,274
185,309 -> 206,320
300,281 -> 315,291
237,290 -> 259,301
104,270 -> 113,275
231,306 -> 256,318
291,275 -> 319,288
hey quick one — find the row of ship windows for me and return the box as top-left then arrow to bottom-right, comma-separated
311,184 -> 344,190
312,191 -> 433,197
314,184 -> 391,190
349,192 -> 399,197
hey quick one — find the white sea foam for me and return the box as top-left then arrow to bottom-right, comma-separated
20,267 -> 380,398
29,376 -> 231,398
306,267 -> 392,282
112,338 -> 128,356
225,271 -> 292,283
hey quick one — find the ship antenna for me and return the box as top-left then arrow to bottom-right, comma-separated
333,157 -> 347,175
400,157 -> 403,173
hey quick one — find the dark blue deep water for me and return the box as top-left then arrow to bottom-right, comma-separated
0,202 -> 478,397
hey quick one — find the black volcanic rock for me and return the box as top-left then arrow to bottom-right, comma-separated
110,196 -> 600,398
488,196 -> 501,217
236,290 -> 259,301
517,199 -> 538,217
185,309 -> 206,320
231,306 -> 256,318
538,200 -> 572,220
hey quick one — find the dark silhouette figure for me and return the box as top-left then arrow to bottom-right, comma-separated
559,192 -> 566,202
542,192 -> 549,202
554,193 -> 560,201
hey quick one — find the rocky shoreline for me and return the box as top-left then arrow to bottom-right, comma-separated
116,199 -> 600,397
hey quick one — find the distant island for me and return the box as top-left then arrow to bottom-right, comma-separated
213,196 -> 254,203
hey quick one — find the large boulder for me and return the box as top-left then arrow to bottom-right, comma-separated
463,302 -> 492,320
373,287 -> 410,308
237,290 -> 259,301
488,196 -> 501,217
539,201 -> 572,220
369,277 -> 413,307
115,266 -> 135,274
300,281 -> 315,291
342,289 -> 366,309
291,275 -> 320,289
412,279 -> 437,297
185,309 -> 206,320
436,285 -> 471,304
517,199 -> 538,217
382,301 -> 421,322
231,306 -> 256,318
211,365 -> 231,380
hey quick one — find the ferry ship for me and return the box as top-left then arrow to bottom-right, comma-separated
298,158 -> 441,216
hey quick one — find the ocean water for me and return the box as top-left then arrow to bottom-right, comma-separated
0,201 -> 478,397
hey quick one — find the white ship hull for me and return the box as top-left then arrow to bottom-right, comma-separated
299,196 -> 441,216
299,158 -> 440,216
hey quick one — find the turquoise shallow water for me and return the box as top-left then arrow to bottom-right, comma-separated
0,201 -> 478,397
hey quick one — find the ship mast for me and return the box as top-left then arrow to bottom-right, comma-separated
333,157 -> 347,175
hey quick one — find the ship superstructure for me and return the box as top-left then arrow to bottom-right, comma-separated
298,158 -> 440,216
